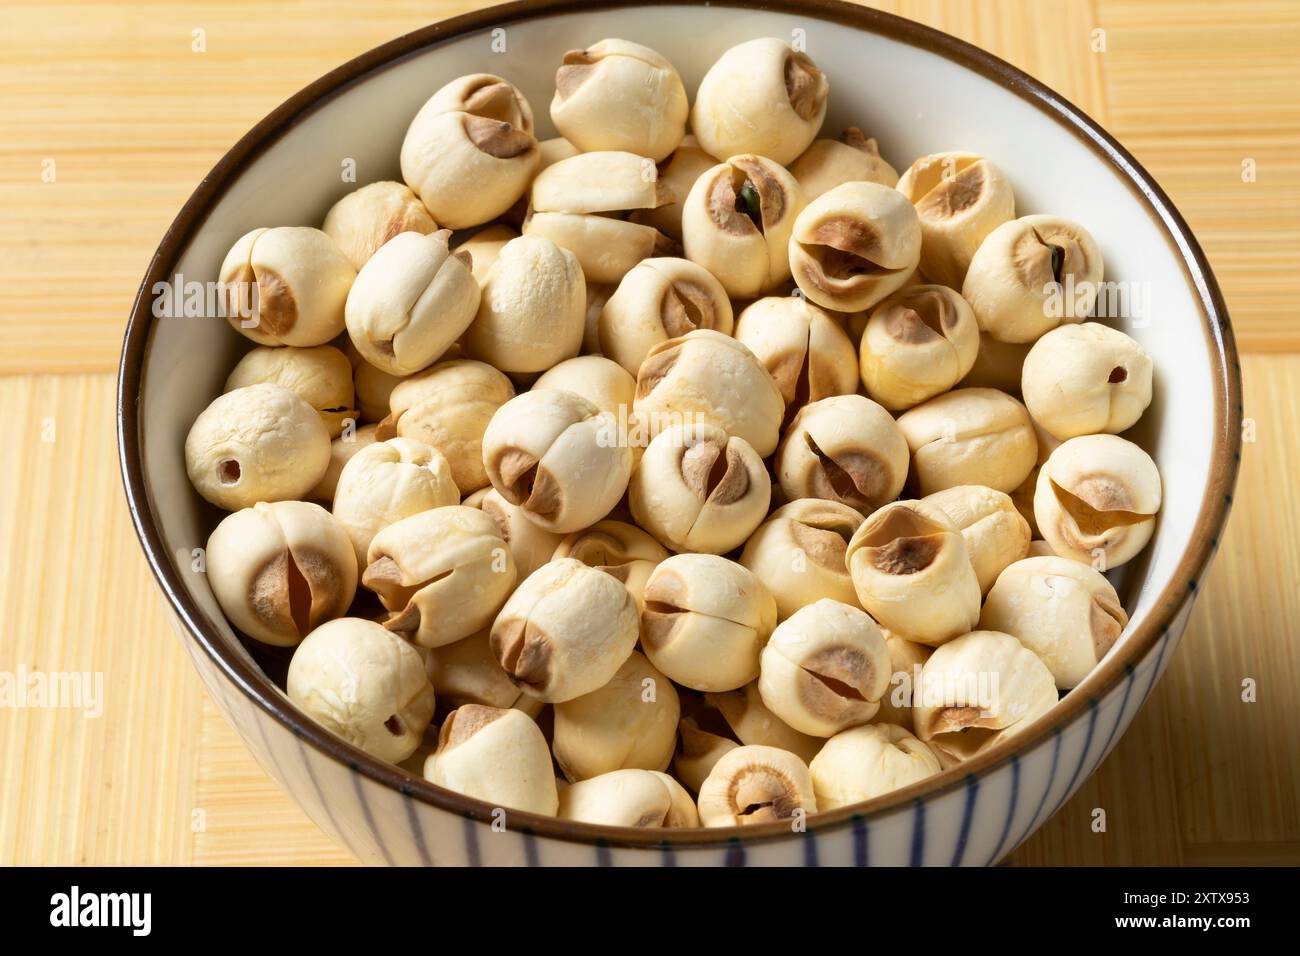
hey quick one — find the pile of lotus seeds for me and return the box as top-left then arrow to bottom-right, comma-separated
183,37 -> 1163,829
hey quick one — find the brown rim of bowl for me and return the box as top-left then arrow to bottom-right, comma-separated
117,0 -> 1242,850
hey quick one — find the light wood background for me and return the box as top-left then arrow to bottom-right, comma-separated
1,0 -> 1297,866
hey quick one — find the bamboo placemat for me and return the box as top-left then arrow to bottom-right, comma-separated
2,0 -> 1297,865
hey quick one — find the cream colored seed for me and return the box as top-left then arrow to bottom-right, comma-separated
558,769 -> 699,828
550,39 -> 688,161
640,554 -> 776,692
810,723 -> 942,809
185,383 -> 332,511
426,704 -> 558,817
331,437 -> 459,567
633,329 -> 786,457
287,617 -> 434,764
422,628 -> 542,715
581,283 -> 614,355
384,359 -> 515,494
697,745 -> 818,827
217,226 -> 356,347
923,484 -> 1031,594
630,136 -> 719,242
526,150 -> 677,285
345,229 -> 480,376
895,152 -> 1016,289
1021,322 -> 1154,440
1009,418 -> 1061,536
980,555 -> 1128,689
464,235 -> 585,374
475,487 -> 565,583
757,599 -> 891,737
789,181 -> 921,313
733,296 -> 858,421
776,394 -> 910,515
873,634 -> 933,732
691,37 -> 828,165
306,423 -> 379,503
353,358 -> 405,425
536,136 -> 580,173
739,498 -> 864,620
859,284 -> 981,411
895,387 -> 1038,495
682,154 -> 805,300
481,389 -> 632,534
844,499 -> 981,646
552,520 -> 668,610
912,629 -> 1058,766
490,557 -> 640,703
206,500 -> 357,648
224,344 -> 358,439
532,355 -> 636,418
963,214 -> 1104,344
400,74 -> 540,229
362,505 -> 516,648
553,651 -> 680,781
452,224 -> 517,284
629,423 -> 771,555
599,257 -> 734,376
1033,433 -> 1162,570
322,180 -> 438,270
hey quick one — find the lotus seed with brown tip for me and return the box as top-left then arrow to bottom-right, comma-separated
758,599 -> 891,737
739,498 -> 864,619
550,39 -> 688,161
207,500 -> 357,647
640,554 -> 777,693
691,38 -> 828,165
1033,433 -> 1161,569
962,214 -> 1104,343
322,180 -> 438,270
895,152 -> 1016,289
427,704 -> 558,815
776,394 -> 910,514
682,154 -> 806,299
845,500 -> 981,645
490,558 -> 639,703
599,257 -> 734,375
482,389 -> 632,534
859,284 -> 980,411
696,745 -> 818,827
789,181 -> 921,313
218,226 -> 357,347
629,423 -> 771,555
401,74 -> 540,229
363,505 -> 515,648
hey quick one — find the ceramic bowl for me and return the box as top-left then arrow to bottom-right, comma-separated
117,0 -> 1241,865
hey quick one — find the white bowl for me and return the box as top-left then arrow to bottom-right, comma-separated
118,0 -> 1241,865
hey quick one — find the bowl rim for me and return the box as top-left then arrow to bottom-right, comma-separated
117,0 -> 1242,850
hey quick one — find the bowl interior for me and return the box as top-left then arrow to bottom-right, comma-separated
132,2 -> 1221,820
